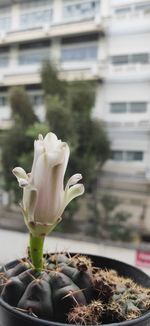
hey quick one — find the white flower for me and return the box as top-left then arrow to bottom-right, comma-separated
12,132 -> 84,237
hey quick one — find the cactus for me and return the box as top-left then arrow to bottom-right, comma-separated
0,253 -> 150,324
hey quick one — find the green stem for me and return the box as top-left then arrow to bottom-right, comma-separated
29,233 -> 45,271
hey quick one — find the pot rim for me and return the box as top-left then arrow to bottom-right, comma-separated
0,254 -> 150,326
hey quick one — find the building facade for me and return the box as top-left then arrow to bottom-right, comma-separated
0,0 -> 150,233
98,0 -> 150,234
0,0 -> 107,129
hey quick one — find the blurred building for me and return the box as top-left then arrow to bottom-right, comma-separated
0,0 -> 150,233
97,0 -> 150,235
0,0 -> 107,205
0,0 -> 106,127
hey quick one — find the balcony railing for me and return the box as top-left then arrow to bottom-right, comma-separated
106,63 -> 150,81
110,10 -> 150,36
0,11 -> 103,45
0,59 -> 149,85
106,120 -> 150,133
0,60 -> 105,86
113,9 -> 150,21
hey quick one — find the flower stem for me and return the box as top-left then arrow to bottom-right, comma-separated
29,233 -> 44,271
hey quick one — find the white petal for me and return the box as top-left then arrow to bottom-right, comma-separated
12,167 -> 29,188
31,152 -> 48,189
18,178 -> 29,188
44,132 -> 59,153
65,174 -> 83,190
46,143 -> 68,167
33,152 -> 64,223
38,134 -> 43,141
23,185 -> 38,222
32,142 -> 69,224
30,138 -> 45,180
57,143 -> 70,180
12,167 -> 28,180
34,139 -> 45,158
64,183 -> 85,208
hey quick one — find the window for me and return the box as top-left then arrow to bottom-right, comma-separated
111,151 -> 143,161
0,96 -> 7,107
132,53 -> 149,64
111,53 -> 149,65
18,41 -> 50,65
111,151 -> 123,161
19,49 -> 50,65
63,0 -> 100,21
111,55 -> 128,65
110,102 -> 147,114
0,54 -> 9,67
21,0 -> 50,9
0,7 -> 11,31
0,47 -> 9,68
19,40 -> 50,50
20,1 -> 53,29
0,16 -> 11,31
114,6 -> 131,14
20,10 -> 53,29
61,44 -> 97,61
130,102 -> 147,113
135,2 -> 150,14
32,94 -> 44,106
126,151 -> 143,161
110,103 -> 127,113
62,34 -> 98,45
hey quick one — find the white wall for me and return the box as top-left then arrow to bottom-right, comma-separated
108,33 -> 150,55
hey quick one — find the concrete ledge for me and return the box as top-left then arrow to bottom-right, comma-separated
0,229 -> 149,275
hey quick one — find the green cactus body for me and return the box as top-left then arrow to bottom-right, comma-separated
0,253 -> 150,324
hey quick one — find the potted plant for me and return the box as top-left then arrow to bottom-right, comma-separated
0,132 -> 150,326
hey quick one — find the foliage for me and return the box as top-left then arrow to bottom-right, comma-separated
26,122 -> 49,139
87,193 -> 135,242
9,86 -> 37,126
2,123 -> 33,201
1,87 -> 38,201
41,61 -> 67,98
2,62 -> 110,215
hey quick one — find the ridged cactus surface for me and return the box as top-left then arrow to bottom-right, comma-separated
0,253 -> 150,324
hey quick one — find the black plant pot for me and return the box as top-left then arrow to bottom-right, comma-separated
0,254 -> 150,326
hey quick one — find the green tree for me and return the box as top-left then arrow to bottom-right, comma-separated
87,193 -> 136,242
41,61 -> 67,99
9,86 -> 37,126
1,87 -> 38,201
